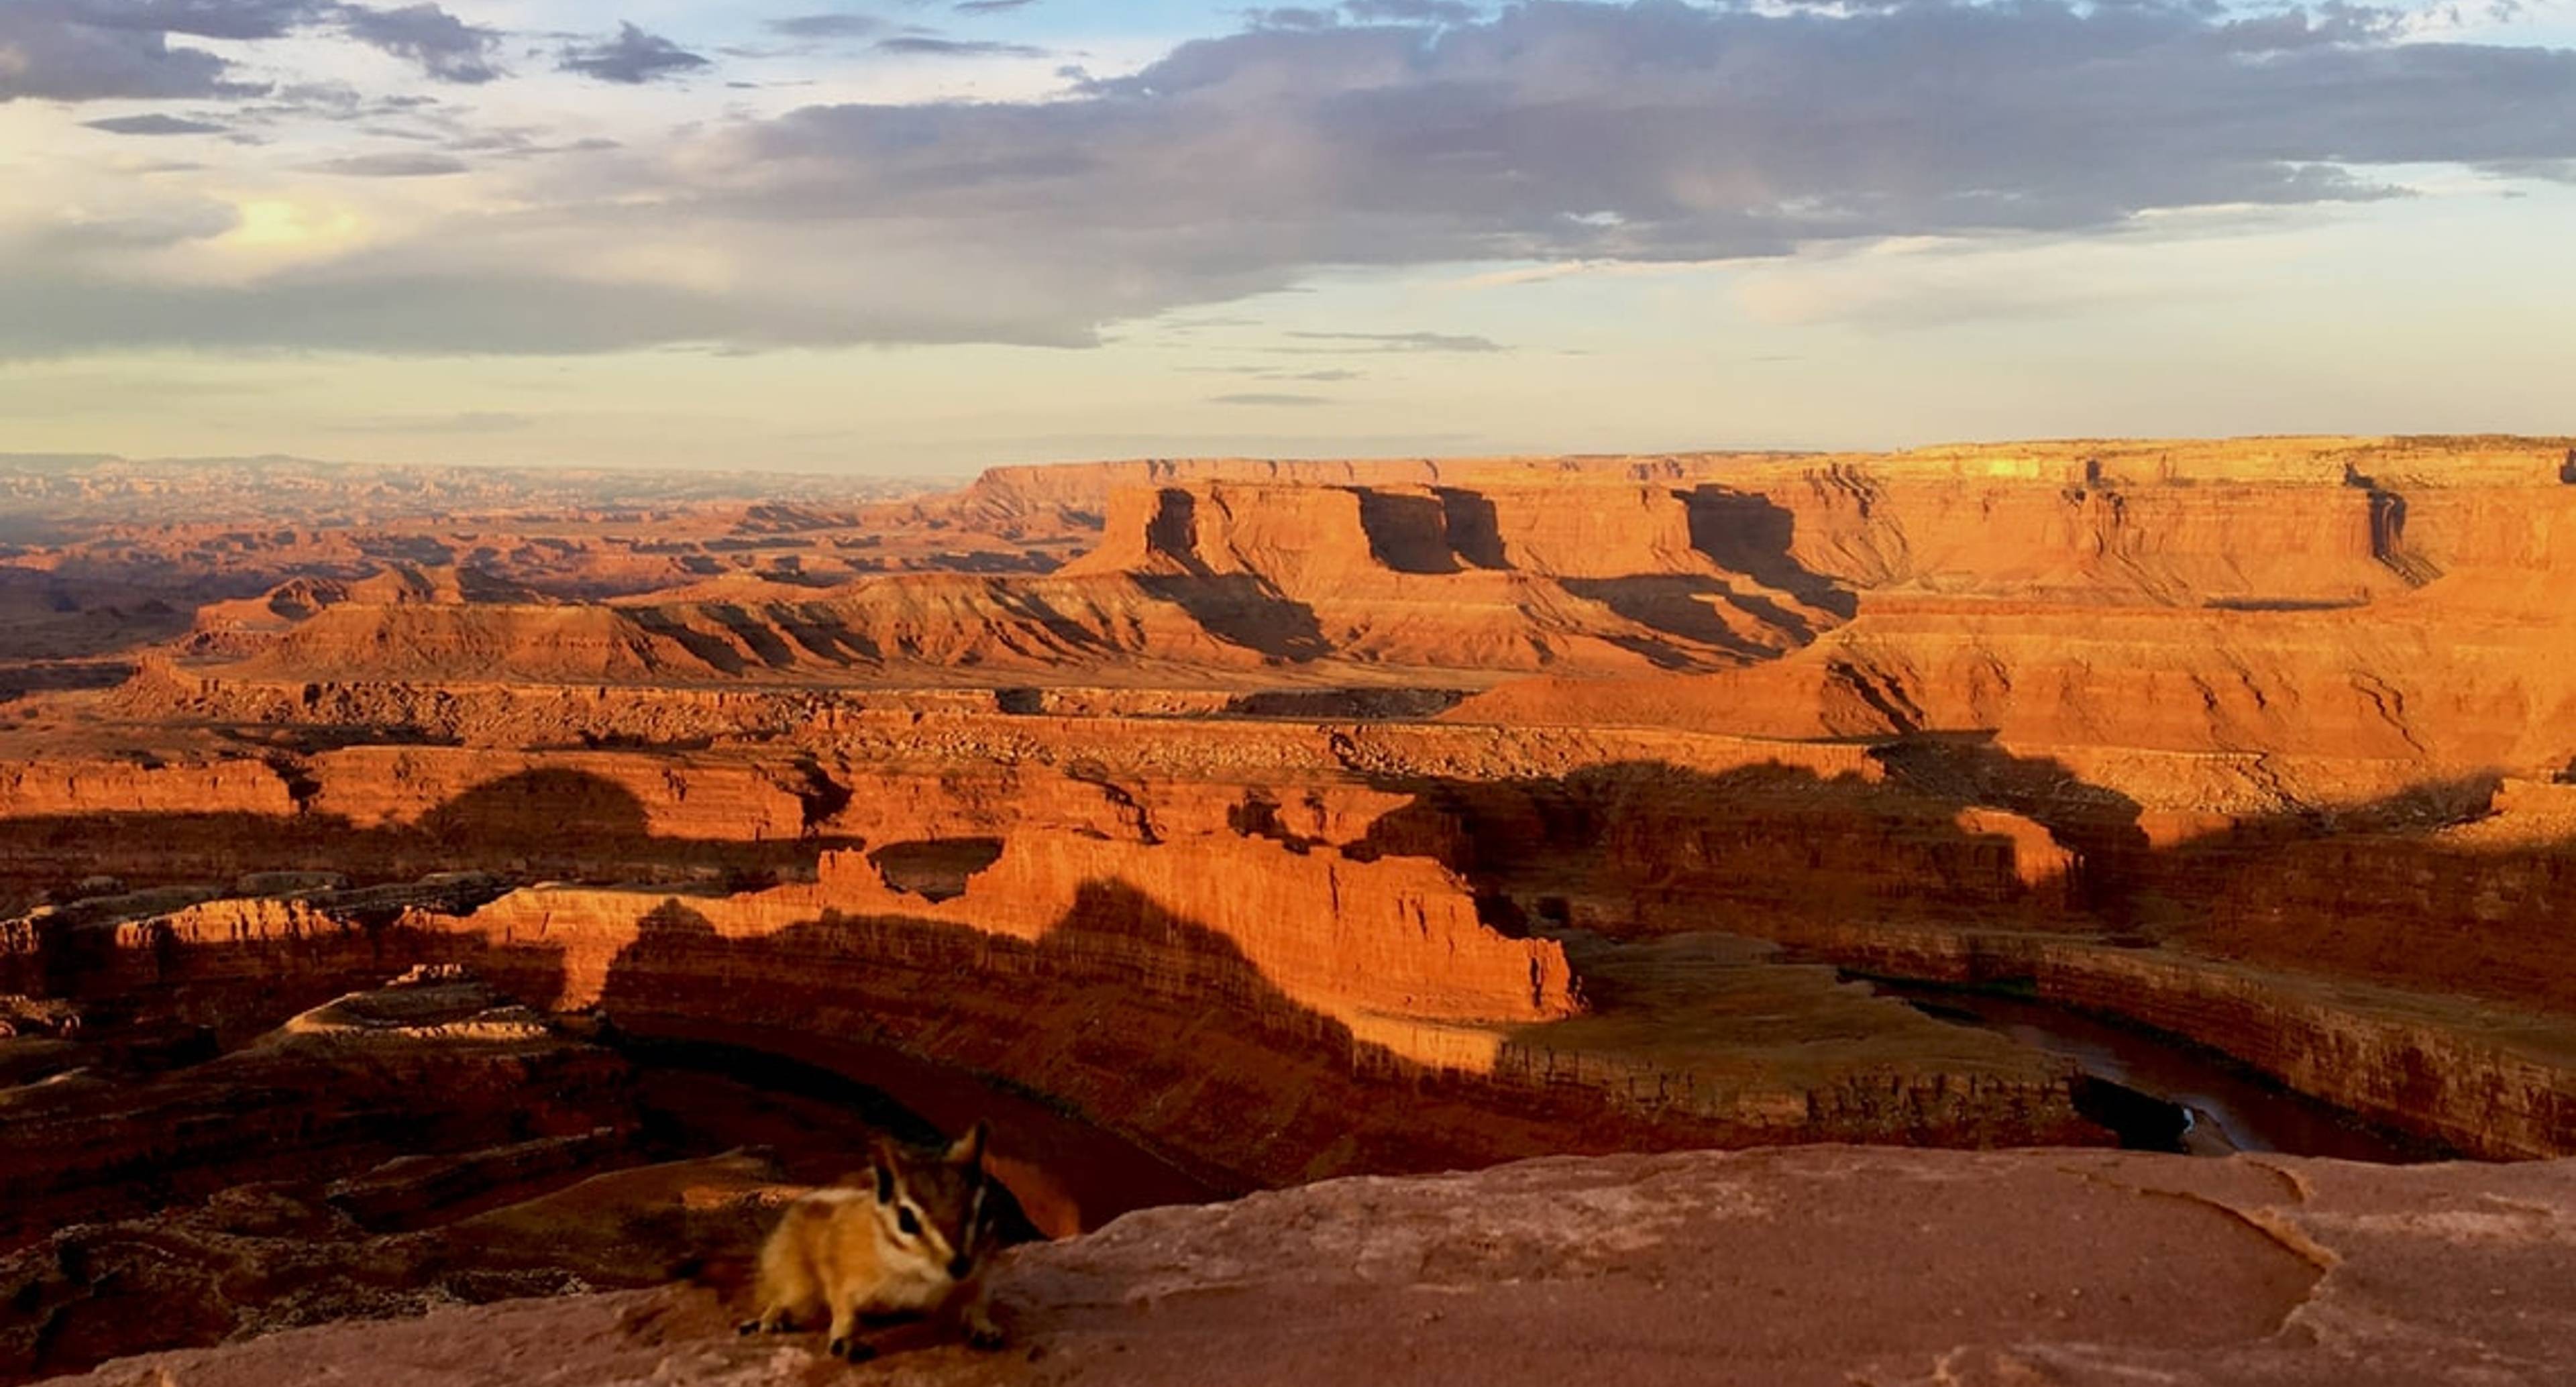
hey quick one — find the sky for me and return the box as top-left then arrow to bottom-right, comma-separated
1,0 -> 2573,476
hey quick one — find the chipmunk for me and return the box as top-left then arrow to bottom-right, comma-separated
736,1120 -> 1008,1361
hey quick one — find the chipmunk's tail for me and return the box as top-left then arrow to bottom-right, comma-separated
669,1251 -> 756,1294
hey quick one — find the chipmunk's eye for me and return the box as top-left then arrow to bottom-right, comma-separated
897,1207 -> 922,1238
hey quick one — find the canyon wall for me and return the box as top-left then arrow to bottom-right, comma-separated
18,436 -> 2576,1196
303,747 -> 819,842
459,829 -> 1578,1041
1775,922 -> 2576,1161
0,760 -> 297,821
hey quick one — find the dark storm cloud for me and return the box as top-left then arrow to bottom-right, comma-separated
12,1 -> 2576,355
342,3 -> 504,83
557,21 -> 712,83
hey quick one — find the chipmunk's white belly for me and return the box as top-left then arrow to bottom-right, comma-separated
864,1252 -> 955,1313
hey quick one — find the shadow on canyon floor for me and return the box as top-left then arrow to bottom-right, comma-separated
1346,736 -> 2576,1015
0,768 -> 854,909
13,746 -> 2576,1186
559,881 -> 1808,1199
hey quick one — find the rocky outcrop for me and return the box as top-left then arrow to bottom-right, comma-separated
1069,482 -> 1717,584
303,747 -> 819,842
0,761 -> 297,821
955,453 -> 1775,522
44,1145 -> 2576,1387
1057,480 -> 1834,672
402,827 -> 2088,1186
0,974 -> 632,1255
458,830 -> 1576,1039
1772,922 -> 2576,1159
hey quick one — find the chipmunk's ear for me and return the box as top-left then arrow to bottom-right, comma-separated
947,1119 -> 989,1171
869,1135 -> 900,1205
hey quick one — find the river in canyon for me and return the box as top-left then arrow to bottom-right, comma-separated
1858,978 -> 2447,1163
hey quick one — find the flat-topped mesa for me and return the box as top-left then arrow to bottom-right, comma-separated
225,600 -> 732,683
955,453 -> 1795,524
191,565 -> 547,647
1066,481 -> 1715,586
1038,480 -> 1829,673
1709,471 -> 2427,605
1065,469 -> 2443,612
956,436 -> 2576,526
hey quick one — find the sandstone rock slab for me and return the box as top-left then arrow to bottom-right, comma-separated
43,1146 -> 2576,1386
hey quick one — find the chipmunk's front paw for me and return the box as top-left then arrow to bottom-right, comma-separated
959,1298 -> 1006,1351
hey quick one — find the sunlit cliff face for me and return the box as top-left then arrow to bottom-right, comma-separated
3,0 -> 2574,469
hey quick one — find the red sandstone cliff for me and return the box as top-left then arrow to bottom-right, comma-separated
0,759 -> 297,820
455,828 -> 1576,1043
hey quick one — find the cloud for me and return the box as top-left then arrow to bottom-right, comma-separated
1250,1 -> 1488,27
341,3 -> 503,84
81,112 -> 229,135
1246,7 -> 1340,30
954,1 -> 1040,13
557,21 -> 710,84
1342,0 -> 1481,21
0,252 -> 1119,356
24,199 -> 241,252
768,13 -> 886,39
1,0 -> 500,100
67,0 -> 331,42
1281,331 -> 1505,353
313,150 -> 470,176
1734,235 -> 2222,329
8,1 -> 2576,355
873,35 -> 1049,58
1210,392 -> 1335,406
0,5 -> 254,101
